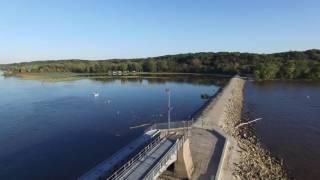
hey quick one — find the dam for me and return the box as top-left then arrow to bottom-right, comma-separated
79,77 -> 244,180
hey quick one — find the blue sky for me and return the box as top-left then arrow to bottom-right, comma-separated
0,0 -> 319,63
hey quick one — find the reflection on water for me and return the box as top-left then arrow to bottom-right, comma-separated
0,75 -> 226,180
89,75 -> 227,86
244,81 -> 320,180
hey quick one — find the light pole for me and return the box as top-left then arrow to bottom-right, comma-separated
165,88 -> 171,129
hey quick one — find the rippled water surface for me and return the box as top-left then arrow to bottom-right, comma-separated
0,75 -> 225,180
244,81 -> 320,180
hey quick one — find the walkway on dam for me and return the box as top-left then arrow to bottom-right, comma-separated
80,124 -> 227,180
120,138 -> 175,179
79,129 -> 186,180
79,130 -> 162,180
189,128 -> 226,180
145,121 -> 227,180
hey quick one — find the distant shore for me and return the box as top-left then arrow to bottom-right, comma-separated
1,72 -> 233,82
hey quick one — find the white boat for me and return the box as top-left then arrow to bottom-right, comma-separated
93,92 -> 99,97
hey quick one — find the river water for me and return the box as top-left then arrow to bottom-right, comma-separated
0,75 -> 225,180
244,81 -> 320,180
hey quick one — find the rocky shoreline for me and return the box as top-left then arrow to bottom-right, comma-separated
233,113 -> 290,179
222,77 -> 290,180
194,76 -> 290,180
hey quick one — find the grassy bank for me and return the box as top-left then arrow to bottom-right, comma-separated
7,72 -> 82,82
2,72 -> 232,82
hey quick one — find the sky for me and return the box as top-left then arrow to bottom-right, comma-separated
0,0 -> 319,63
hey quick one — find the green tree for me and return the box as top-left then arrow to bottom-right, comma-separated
156,61 -> 168,72
254,62 -> 280,80
294,61 -> 310,78
143,60 -> 157,72
285,61 -> 296,79
119,63 -> 128,71
191,58 -> 201,72
309,62 -> 320,79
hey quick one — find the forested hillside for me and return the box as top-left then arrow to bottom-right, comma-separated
2,49 -> 320,80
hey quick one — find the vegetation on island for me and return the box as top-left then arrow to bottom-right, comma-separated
1,49 -> 320,80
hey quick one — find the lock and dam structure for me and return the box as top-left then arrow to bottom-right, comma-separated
79,76 -> 245,180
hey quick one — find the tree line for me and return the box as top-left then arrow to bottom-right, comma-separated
2,49 -> 320,80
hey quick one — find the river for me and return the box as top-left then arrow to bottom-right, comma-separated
0,74 -> 225,180
244,81 -> 320,180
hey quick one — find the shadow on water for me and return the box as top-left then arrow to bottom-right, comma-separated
0,129 -> 143,180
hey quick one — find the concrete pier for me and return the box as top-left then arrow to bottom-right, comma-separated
174,138 -> 194,179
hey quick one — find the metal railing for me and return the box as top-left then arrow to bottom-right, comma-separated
105,135 -> 163,180
105,120 -> 192,180
146,120 -> 193,131
146,120 -> 193,138
143,135 -> 186,180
